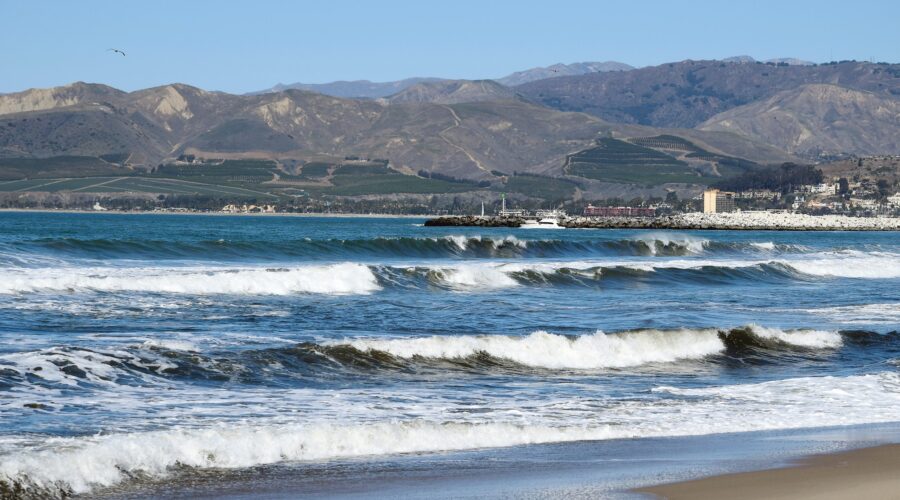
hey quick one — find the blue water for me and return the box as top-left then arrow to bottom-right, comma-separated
0,213 -> 898,496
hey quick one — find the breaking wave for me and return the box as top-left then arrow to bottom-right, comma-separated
3,370 -> 900,496
0,327 -> 870,393
338,325 -> 844,369
0,263 -> 380,296
1,234 -> 811,263
2,250 -> 899,297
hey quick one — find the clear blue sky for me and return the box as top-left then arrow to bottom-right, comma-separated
2,0 -> 898,94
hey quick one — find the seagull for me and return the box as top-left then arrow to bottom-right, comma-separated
107,48 -> 126,57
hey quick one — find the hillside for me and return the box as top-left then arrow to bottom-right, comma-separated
1,80 -> 793,182
517,60 -> 900,128
699,84 -> 900,156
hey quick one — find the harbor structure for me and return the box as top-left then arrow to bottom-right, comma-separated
583,205 -> 655,217
498,193 -> 527,217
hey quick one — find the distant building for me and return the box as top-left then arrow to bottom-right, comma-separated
583,205 -> 655,217
735,190 -> 778,200
703,189 -> 735,214
797,183 -> 837,195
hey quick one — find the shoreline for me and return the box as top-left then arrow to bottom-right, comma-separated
91,423 -> 900,499
637,443 -> 900,500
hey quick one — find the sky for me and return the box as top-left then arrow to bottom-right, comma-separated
2,0 -> 899,94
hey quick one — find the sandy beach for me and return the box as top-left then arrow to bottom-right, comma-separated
638,444 -> 900,500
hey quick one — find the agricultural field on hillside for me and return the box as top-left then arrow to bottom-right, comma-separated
0,156 -> 128,180
0,175 -> 277,199
297,162 -> 333,178
503,175 -> 577,199
563,137 -> 757,185
324,175 -> 477,196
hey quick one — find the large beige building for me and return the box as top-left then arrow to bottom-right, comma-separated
703,189 -> 736,214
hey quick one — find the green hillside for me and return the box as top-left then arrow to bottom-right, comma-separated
565,138 -> 701,184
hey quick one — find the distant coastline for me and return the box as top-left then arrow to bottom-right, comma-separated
0,208 -> 428,219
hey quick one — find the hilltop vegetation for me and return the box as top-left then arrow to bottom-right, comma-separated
714,163 -> 823,192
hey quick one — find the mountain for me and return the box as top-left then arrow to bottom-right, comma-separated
517,60 -> 900,128
496,61 -> 633,86
722,56 -> 814,66
699,84 -> 900,156
251,78 -> 445,99
250,61 -> 634,98
385,80 -> 524,105
0,81 -> 796,187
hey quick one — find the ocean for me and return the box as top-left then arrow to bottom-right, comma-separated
0,212 -> 898,498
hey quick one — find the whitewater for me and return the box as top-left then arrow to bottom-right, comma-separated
0,213 -> 898,497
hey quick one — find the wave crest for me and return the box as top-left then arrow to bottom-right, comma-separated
0,263 -> 380,296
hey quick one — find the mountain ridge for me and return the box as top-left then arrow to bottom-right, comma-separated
699,83 -> 900,155
0,80 -> 796,183
516,59 -> 900,129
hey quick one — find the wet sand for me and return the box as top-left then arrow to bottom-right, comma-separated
638,444 -> 900,500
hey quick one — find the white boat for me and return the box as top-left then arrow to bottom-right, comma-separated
521,217 -> 563,229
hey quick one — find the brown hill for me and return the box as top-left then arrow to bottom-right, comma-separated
517,60 -> 900,128
0,81 -> 795,184
699,84 -> 900,156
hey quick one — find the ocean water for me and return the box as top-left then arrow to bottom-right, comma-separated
0,212 -> 898,497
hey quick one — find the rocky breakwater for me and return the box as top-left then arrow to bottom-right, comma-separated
424,213 -> 900,230
563,212 -> 900,231
423,215 -> 527,227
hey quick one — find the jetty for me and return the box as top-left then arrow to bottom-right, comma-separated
424,212 -> 900,231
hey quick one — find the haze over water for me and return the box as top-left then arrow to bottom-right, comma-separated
0,212 -> 899,496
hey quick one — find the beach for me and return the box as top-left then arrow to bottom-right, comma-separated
639,444 -> 900,500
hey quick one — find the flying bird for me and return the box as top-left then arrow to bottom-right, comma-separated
107,48 -> 126,57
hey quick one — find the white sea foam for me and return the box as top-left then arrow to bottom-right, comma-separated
750,242 -> 776,251
340,326 -> 841,369
747,324 -> 843,348
803,303 -> 900,325
0,347 -> 162,386
420,250 -> 900,289
0,263 -> 380,296
786,251 -> 900,279
140,339 -> 199,352
442,235 -> 527,252
3,371 -> 899,495
634,233 -> 708,254
445,235 -> 471,251
437,264 -> 520,291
